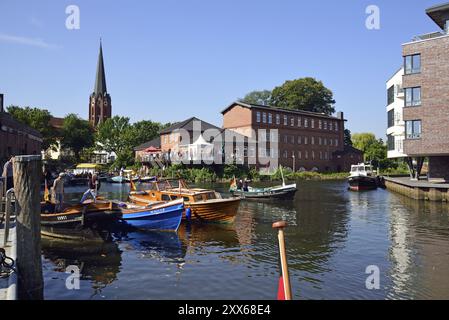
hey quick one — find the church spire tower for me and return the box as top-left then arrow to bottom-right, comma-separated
89,39 -> 112,127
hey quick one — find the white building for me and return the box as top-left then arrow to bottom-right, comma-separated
386,68 -> 408,159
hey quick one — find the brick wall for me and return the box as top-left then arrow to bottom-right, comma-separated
403,35 -> 449,156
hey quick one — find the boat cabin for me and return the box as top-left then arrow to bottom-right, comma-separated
350,163 -> 375,177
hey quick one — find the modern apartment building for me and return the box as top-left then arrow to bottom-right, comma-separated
386,68 -> 407,159
222,101 -> 362,172
400,3 -> 449,180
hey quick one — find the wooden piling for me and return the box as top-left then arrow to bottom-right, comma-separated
13,155 -> 43,300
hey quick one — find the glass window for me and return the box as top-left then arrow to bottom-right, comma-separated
276,114 -> 280,125
304,118 -> 309,128
405,120 -> 422,139
324,121 -> 327,130
291,117 -> 294,126
388,109 -> 394,128
256,112 -> 261,123
387,134 -> 395,151
298,136 -> 301,144
268,113 -> 272,124
335,122 -> 338,131
298,117 -> 302,127
311,137 -> 315,145
311,119 -> 315,128
304,137 -> 308,145
319,120 -> 322,129
404,54 -> 421,74
284,115 -> 288,125
329,122 -> 333,131
405,87 -> 421,107
262,112 -> 267,123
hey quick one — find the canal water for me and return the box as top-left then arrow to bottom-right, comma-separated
41,180 -> 449,300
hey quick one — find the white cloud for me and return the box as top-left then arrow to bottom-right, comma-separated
0,33 -> 60,49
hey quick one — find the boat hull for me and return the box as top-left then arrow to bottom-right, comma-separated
121,201 -> 183,232
348,176 -> 378,191
231,185 -> 297,200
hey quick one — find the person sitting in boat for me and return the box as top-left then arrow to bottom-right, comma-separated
80,173 -> 97,204
53,172 -> 65,213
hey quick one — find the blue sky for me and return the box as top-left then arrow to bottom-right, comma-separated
0,0 -> 443,138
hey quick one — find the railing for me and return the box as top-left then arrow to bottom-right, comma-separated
412,31 -> 445,41
2,189 -> 15,246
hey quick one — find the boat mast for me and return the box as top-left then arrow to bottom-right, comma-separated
280,166 -> 286,187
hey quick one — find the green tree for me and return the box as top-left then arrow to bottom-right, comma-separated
239,90 -> 272,105
60,114 -> 94,161
269,78 -> 336,115
130,120 -> 164,146
351,133 -> 377,156
352,133 -> 393,170
6,105 -> 57,149
344,129 -> 353,146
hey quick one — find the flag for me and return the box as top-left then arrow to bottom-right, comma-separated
44,180 -> 50,202
130,178 -> 137,191
277,251 -> 286,300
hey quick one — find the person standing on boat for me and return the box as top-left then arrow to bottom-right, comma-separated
2,156 -> 14,191
243,179 -> 249,192
53,173 -> 65,213
80,172 -> 97,204
237,179 -> 243,190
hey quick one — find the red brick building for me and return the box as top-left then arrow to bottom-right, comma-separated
401,3 -> 449,180
222,101 -> 362,172
0,94 -> 43,165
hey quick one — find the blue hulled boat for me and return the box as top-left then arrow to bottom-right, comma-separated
119,199 -> 184,232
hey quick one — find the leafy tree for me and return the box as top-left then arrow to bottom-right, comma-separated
6,105 -> 57,149
269,78 -> 336,115
352,133 -> 394,170
239,90 -> 272,105
351,133 -> 377,156
344,129 -> 353,146
60,114 -> 94,161
130,120 -> 164,146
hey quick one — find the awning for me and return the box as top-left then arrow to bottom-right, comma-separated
76,163 -> 102,169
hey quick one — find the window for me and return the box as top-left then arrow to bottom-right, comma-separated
325,152 -> 328,160
283,150 -> 288,158
335,122 -> 338,131
335,139 -> 338,147
387,134 -> 395,151
387,85 -> 395,105
388,109 -> 394,128
405,87 -> 421,107
319,137 -> 322,145
319,120 -> 322,129
298,136 -> 302,144
319,151 -> 323,160
312,151 -> 315,160
311,119 -> 315,129
304,118 -> 309,128
329,122 -> 333,131
276,114 -> 280,125
405,120 -> 422,139
262,112 -> 267,123
304,137 -> 308,145
298,151 -> 302,159
404,54 -> 421,75
324,121 -> 327,130
290,135 -> 295,144
311,137 -> 315,145
284,135 -> 288,143
256,112 -> 261,123
324,138 -> 327,146
298,117 -> 302,127
268,113 -> 273,124
284,115 -> 288,125
305,151 -> 309,160
330,139 -> 333,146
291,117 -> 294,126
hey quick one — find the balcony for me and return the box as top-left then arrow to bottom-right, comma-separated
412,31 -> 445,42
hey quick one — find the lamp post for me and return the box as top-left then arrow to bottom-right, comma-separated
292,154 -> 295,172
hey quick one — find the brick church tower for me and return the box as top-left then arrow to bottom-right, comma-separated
89,41 -> 111,127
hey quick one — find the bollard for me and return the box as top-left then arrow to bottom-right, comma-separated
13,155 -> 44,300
273,221 -> 292,300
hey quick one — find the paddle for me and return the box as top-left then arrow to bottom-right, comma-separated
273,221 -> 292,300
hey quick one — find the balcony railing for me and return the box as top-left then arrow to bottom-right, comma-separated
412,31 -> 445,42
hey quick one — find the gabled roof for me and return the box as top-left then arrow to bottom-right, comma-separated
160,117 -> 221,134
221,101 -> 344,121
134,136 -> 161,151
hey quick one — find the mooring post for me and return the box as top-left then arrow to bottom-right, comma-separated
13,155 -> 44,300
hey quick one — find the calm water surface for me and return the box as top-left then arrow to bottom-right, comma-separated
42,180 -> 449,300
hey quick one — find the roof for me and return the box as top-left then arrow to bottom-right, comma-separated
49,117 -> 64,130
134,136 -> 161,151
160,117 -> 221,134
426,2 -> 449,29
0,112 -> 42,138
333,145 -> 364,156
76,163 -> 103,169
94,41 -> 107,95
221,101 -> 344,121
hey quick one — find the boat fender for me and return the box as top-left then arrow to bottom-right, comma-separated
186,207 -> 192,221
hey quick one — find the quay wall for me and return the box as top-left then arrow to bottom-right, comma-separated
385,179 -> 449,202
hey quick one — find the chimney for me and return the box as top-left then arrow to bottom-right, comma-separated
0,94 -> 4,113
336,111 -> 344,120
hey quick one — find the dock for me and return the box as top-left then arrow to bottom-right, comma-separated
384,176 -> 449,202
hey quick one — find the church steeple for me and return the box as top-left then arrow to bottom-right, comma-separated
89,39 -> 112,127
94,40 -> 107,95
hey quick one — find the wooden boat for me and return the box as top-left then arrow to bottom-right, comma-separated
119,199 -> 184,232
229,167 -> 297,200
40,199 -> 122,234
128,179 -> 241,224
348,163 -> 379,191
